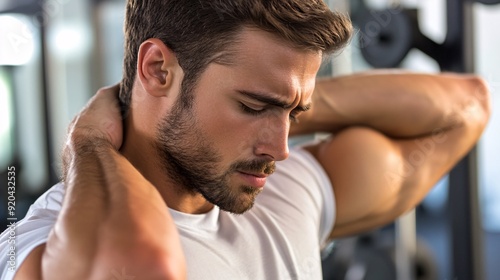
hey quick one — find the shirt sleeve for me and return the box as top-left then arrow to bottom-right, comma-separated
0,183 -> 64,280
294,148 -> 336,246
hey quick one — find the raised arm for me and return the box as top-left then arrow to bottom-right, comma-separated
292,71 -> 489,137
295,71 -> 491,238
14,86 -> 186,280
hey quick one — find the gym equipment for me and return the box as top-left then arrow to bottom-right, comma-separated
356,7 -> 449,69
321,232 -> 438,280
356,0 -> 499,69
357,8 -> 444,69
476,0 -> 500,4
353,0 -> 500,279
357,8 -> 414,68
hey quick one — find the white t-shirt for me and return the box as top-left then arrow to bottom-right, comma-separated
0,147 -> 335,280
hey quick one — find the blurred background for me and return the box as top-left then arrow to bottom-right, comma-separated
0,0 -> 498,279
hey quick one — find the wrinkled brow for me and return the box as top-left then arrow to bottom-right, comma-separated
237,90 -> 312,112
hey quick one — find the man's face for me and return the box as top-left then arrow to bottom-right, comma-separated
156,29 -> 322,214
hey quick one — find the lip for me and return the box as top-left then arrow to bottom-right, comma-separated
237,171 -> 268,188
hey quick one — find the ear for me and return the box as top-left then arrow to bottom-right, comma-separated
137,38 -> 180,97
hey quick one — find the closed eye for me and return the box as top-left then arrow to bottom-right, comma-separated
240,102 -> 266,115
241,102 -> 301,124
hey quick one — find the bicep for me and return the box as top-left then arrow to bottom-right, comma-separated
306,127 -> 404,238
307,125 -> 473,239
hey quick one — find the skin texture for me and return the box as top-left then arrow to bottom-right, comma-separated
294,72 -> 491,237
15,88 -> 187,280
121,29 -> 321,214
13,29 -> 491,279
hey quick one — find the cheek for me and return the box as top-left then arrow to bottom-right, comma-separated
197,105 -> 257,157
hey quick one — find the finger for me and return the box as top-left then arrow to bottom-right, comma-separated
87,84 -> 122,114
94,84 -> 120,103
97,83 -> 120,95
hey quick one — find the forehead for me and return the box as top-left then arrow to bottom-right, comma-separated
216,28 -> 322,104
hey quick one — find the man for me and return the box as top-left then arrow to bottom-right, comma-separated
0,0 -> 491,279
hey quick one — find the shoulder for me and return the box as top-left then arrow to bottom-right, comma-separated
271,145 -> 331,185
264,145 -> 333,202
256,145 -> 335,245
28,182 -> 66,214
0,183 -> 65,279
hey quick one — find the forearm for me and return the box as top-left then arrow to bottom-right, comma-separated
291,71 -> 489,138
43,136 -> 185,279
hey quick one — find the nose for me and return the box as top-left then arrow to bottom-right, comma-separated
254,116 -> 290,161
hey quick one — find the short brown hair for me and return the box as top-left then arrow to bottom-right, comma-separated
120,0 -> 352,112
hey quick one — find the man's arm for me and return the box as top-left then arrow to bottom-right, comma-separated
14,87 -> 186,280
293,72 -> 491,239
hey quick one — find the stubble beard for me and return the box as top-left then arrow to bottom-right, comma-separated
155,97 -> 275,214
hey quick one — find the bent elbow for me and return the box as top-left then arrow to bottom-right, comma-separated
468,76 -> 492,125
453,76 -> 492,135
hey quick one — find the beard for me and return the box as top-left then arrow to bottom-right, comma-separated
155,97 -> 275,214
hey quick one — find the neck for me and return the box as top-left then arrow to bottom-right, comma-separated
120,115 -> 214,214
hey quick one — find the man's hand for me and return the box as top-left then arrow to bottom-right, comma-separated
67,84 -> 123,150
62,85 -> 123,182
16,86 -> 186,280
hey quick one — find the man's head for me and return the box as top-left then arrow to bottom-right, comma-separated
120,0 -> 352,214
121,0 -> 352,113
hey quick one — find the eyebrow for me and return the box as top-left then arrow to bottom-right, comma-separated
237,90 -> 312,112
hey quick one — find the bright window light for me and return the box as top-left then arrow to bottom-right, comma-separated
0,15 -> 35,66
0,73 -> 13,168
0,75 -> 11,136
49,23 -> 92,59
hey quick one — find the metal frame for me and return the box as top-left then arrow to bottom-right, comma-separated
444,1 -> 484,280
351,0 -> 486,279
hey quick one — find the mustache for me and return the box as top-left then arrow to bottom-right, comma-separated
231,159 -> 276,175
